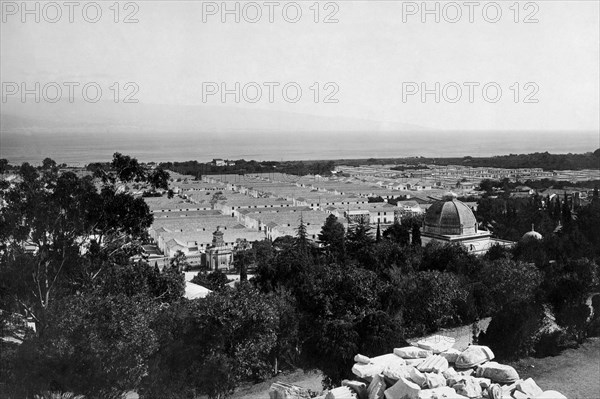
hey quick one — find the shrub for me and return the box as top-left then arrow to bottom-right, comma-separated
479,301 -> 544,360
395,271 -> 469,336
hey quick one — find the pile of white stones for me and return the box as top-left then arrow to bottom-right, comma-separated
263,335 -> 569,399
330,335 -> 566,399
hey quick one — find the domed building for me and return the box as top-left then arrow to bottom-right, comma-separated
522,225 -> 543,241
421,194 -> 513,254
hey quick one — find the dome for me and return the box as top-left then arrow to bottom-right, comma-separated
424,199 -> 478,236
522,225 -> 543,241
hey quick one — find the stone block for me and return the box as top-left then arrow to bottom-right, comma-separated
343,380 -> 368,399
418,387 -> 460,399
354,354 -> 406,379
425,373 -> 446,389
326,386 -> 357,399
368,374 -> 386,399
452,377 -> 482,399
269,382 -> 312,399
476,362 -> 520,384
439,348 -> 462,364
516,378 -> 543,398
384,377 -> 421,399
395,346 -> 433,359
406,358 -> 426,367
511,390 -> 528,399
417,355 -> 449,373
355,354 -> 372,364
455,346 -> 495,369
409,367 -> 427,387
384,364 -> 413,382
475,377 -> 491,389
486,384 -> 503,399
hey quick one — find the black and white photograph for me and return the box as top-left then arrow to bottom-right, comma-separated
1,0 -> 599,398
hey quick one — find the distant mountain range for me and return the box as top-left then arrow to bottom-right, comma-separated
0,100 -> 427,135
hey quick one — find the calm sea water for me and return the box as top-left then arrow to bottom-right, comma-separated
1,131 -> 597,165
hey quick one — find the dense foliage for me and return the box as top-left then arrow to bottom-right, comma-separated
336,150 -> 600,171
1,155 -> 599,397
158,159 -> 335,178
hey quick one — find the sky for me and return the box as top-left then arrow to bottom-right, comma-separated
1,0 -> 599,145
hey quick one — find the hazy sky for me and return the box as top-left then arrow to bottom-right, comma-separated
1,0 -> 599,133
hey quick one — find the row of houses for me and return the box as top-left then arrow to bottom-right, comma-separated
144,172 -> 449,270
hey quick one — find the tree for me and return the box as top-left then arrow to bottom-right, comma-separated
346,219 -> 375,268
191,270 -> 231,291
479,179 -> 496,193
297,264 -> 400,386
411,224 -> 422,246
478,259 -> 542,313
41,157 -> 57,171
0,154 -> 164,333
394,271 -> 470,336
383,221 -> 410,246
318,214 -> 346,260
93,153 -> 169,191
11,293 -> 160,399
234,248 -> 253,282
295,215 -> 309,254
0,158 -> 8,174
140,285 -> 284,398
170,250 -> 189,272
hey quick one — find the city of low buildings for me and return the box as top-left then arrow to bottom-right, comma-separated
138,162 -> 597,271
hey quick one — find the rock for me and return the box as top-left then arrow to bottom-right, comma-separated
353,363 -> 384,380
475,377 -> 491,389
486,384 -> 502,399
533,391 -> 567,399
455,346 -> 495,369
384,377 -> 421,399
326,386 -> 357,399
368,374 -> 386,399
269,382 -> 312,399
418,387 -> 461,399
476,362 -> 520,384
459,369 -> 474,377
355,354 -> 372,364
409,367 -> 427,387
406,358 -> 426,367
442,367 -> 459,381
512,390 -> 528,399
384,364 -> 413,383
342,380 -> 368,399
395,346 -> 433,359
425,373 -> 446,389
417,335 -> 457,354
452,377 -> 482,399
417,355 -> 449,373
501,380 -> 522,398
439,348 -> 462,364
515,378 -> 543,398
354,354 -> 406,379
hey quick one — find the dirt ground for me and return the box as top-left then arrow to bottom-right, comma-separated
233,337 -> 600,399
232,369 -> 323,399
510,337 -> 600,399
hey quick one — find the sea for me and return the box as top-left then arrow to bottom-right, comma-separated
1,131 -> 598,165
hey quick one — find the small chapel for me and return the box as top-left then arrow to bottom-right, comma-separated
206,226 -> 234,271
